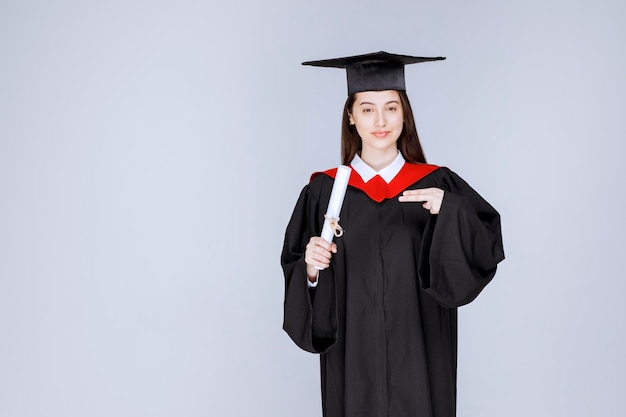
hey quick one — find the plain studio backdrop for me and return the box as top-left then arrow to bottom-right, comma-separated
1,0 -> 624,416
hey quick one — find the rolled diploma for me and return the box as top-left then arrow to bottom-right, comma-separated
315,165 -> 352,270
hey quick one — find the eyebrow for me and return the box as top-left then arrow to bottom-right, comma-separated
357,100 -> 401,106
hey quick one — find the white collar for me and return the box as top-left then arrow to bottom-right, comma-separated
350,152 -> 405,184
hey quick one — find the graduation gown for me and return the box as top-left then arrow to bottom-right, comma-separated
281,163 -> 504,417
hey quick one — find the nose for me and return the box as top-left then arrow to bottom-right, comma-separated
375,110 -> 386,127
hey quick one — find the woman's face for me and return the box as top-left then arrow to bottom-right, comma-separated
348,90 -> 404,155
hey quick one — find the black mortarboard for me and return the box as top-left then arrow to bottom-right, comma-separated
302,51 -> 445,95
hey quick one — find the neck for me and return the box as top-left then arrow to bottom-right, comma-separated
360,148 -> 398,172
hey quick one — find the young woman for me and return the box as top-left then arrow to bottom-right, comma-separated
281,51 -> 505,417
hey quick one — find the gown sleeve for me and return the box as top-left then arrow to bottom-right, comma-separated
281,184 -> 338,354
418,168 -> 505,308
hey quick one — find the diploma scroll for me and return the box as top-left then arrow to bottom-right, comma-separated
321,165 -> 351,243
316,165 -> 352,270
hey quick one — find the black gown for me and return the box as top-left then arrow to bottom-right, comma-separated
281,163 -> 504,417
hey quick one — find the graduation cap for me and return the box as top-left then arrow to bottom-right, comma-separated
302,51 -> 445,95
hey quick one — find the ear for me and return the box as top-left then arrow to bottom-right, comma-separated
348,112 -> 355,125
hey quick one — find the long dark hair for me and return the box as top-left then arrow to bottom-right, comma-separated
340,90 -> 427,165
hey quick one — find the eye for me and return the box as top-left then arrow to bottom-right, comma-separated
362,108 -> 373,113
386,106 -> 398,112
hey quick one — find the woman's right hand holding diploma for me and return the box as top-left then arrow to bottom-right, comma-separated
305,236 -> 338,283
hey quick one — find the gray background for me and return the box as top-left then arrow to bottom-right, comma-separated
1,0 -> 625,416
